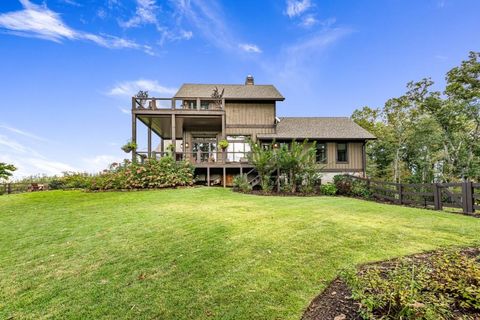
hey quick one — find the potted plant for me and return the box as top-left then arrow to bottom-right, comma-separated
219,139 -> 229,150
121,141 -> 137,153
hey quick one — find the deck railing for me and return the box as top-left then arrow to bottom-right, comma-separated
133,97 -> 225,111
135,151 -> 250,164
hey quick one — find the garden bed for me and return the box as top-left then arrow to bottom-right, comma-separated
303,248 -> 480,320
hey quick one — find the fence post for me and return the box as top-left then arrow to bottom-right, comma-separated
433,183 -> 442,210
462,181 -> 474,214
397,184 -> 403,205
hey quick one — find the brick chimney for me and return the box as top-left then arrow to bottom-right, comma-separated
245,75 -> 254,85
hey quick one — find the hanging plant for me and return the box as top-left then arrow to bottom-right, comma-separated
121,141 -> 138,153
219,139 -> 229,150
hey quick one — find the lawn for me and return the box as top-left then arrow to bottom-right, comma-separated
1,188 -> 480,319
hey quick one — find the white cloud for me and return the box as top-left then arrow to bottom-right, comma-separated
0,0 -> 152,54
119,107 -> 131,114
173,0 -> 248,52
0,134 -> 75,179
300,15 -> 318,28
285,0 -> 312,18
120,0 -> 159,29
108,79 -> 177,97
82,155 -> 121,173
261,28 -> 353,89
239,43 -> 262,53
0,124 -> 50,142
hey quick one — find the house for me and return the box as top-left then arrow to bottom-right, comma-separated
130,75 -> 375,186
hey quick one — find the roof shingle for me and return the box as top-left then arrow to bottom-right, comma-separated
257,117 -> 376,140
174,84 -> 284,100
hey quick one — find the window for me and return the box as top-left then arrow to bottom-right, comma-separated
200,101 -> 210,110
336,143 -> 348,162
192,137 -> 217,163
316,143 -> 327,163
226,136 -> 251,162
184,100 -> 196,109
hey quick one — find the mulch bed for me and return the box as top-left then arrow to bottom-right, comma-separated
234,189 -> 322,197
302,277 -> 361,320
302,248 -> 480,320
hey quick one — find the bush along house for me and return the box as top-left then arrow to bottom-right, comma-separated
130,75 -> 376,186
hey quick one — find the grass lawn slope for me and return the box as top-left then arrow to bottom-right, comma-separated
1,188 -> 480,319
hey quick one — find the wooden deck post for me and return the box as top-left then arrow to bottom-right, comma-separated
207,167 -> 210,186
240,167 -> 243,176
223,167 -> 226,188
131,112 -> 137,162
171,114 -> 176,159
221,113 -> 226,139
196,98 -> 200,110
147,119 -> 152,158
361,142 -> 367,178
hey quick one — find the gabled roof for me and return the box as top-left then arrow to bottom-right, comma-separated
174,84 -> 284,101
257,117 -> 376,140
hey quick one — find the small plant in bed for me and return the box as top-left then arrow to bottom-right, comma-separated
319,182 -> 337,196
232,174 -> 252,193
344,250 -> 480,320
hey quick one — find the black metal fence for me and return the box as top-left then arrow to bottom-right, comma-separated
346,175 -> 479,214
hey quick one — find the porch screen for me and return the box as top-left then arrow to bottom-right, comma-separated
226,136 -> 251,162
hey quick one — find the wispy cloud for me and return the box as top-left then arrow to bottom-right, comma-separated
119,107 -> 131,114
300,15 -> 318,28
108,79 -> 177,97
120,0 -> 159,29
82,155 -> 120,173
285,0 -> 312,18
0,134 -> 75,178
262,27 -> 353,89
172,0 -> 258,54
239,43 -> 262,53
0,124 -> 50,142
0,0 -> 153,54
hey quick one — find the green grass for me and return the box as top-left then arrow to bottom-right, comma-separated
1,188 -> 480,319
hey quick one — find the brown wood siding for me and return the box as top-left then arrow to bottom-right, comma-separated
225,101 -> 275,126
325,142 -> 363,170
225,101 -> 275,140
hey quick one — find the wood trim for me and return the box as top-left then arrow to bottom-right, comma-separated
321,168 -> 363,173
226,124 -> 276,129
133,109 -> 224,116
336,142 -> 349,164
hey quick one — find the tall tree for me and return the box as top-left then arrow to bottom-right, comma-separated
0,162 -> 16,181
352,52 -> 480,183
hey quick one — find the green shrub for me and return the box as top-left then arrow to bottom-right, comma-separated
351,179 -> 371,198
333,175 -> 353,195
62,172 -> 93,189
89,158 -> 194,191
345,251 -> 480,319
233,174 -> 252,193
319,183 -> 337,196
260,175 -> 273,193
48,179 -> 65,190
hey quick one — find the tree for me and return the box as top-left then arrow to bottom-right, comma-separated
275,140 -> 316,193
351,53 -> 480,183
248,141 -> 275,191
0,162 -> 16,181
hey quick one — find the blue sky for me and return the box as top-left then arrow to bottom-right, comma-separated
0,0 -> 479,178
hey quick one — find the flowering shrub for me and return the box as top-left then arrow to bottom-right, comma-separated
88,157 -> 194,191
